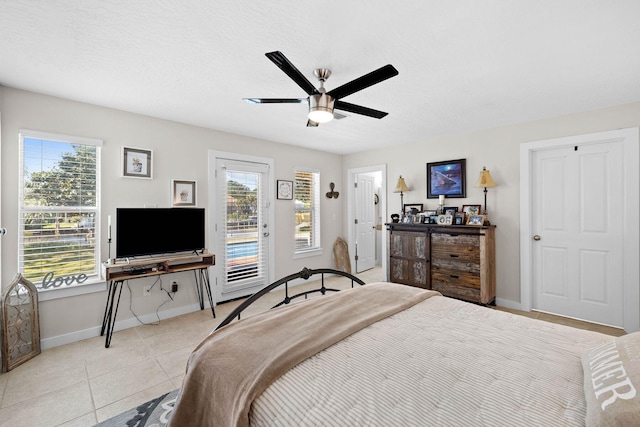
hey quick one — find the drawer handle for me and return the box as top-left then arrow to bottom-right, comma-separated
449,254 -> 459,258
450,275 -> 459,279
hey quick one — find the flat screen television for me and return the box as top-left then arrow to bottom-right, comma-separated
116,208 -> 205,258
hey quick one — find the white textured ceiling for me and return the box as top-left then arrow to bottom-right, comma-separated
1,1 -> 640,154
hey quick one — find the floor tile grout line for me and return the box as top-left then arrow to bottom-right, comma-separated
0,266 -> 625,425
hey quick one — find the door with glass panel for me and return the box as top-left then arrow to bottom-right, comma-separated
215,157 -> 271,301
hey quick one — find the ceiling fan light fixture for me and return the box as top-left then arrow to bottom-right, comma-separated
308,93 -> 335,123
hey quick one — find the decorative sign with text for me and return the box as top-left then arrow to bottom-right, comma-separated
37,272 -> 89,290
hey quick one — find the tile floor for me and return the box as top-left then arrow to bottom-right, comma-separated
0,267 -> 625,426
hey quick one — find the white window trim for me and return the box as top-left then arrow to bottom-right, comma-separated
19,129 -> 104,298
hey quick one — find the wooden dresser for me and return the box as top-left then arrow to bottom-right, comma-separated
387,223 -> 496,304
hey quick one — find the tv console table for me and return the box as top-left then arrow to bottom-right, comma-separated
100,253 -> 215,348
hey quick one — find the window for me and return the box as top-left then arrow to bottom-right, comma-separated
294,168 -> 321,254
19,130 -> 102,292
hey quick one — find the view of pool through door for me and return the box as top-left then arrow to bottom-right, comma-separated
211,153 -> 273,302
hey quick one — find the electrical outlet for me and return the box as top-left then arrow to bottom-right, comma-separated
171,281 -> 179,293
143,285 -> 152,296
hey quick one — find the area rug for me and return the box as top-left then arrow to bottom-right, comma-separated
95,389 -> 178,427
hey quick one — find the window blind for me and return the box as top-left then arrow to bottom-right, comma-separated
220,161 -> 269,285
294,169 -> 320,251
18,130 -> 102,289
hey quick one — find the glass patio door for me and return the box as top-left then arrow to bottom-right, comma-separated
215,157 -> 271,300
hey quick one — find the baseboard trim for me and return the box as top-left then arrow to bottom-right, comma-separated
40,302 -> 209,350
494,298 -> 522,311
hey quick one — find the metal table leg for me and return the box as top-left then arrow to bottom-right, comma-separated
100,280 -> 124,348
193,268 -> 215,318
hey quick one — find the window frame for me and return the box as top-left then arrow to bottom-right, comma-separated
18,129 -> 104,299
293,167 -> 322,258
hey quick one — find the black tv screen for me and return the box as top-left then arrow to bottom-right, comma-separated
116,208 -> 205,258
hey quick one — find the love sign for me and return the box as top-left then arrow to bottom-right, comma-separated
37,272 -> 89,289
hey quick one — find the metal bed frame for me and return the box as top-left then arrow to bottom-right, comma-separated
215,267 -> 366,330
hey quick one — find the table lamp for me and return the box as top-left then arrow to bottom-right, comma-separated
393,176 -> 410,214
475,166 -> 497,215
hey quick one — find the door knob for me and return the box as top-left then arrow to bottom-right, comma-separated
533,235 -> 541,241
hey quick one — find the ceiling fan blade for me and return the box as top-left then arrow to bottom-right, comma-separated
244,98 -> 306,104
265,51 -> 318,96
306,119 -> 319,127
327,64 -> 398,100
334,100 -> 388,119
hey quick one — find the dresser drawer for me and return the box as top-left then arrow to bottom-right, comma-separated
431,233 -> 479,263
431,267 -> 480,289
431,257 -> 480,274
432,281 -> 481,303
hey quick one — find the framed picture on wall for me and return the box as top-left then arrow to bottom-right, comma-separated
426,158 -> 466,198
277,180 -> 293,200
172,179 -> 196,207
122,146 -> 153,179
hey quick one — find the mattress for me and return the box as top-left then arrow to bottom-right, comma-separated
249,294 -> 610,426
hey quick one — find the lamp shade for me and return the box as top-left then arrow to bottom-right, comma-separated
394,176 -> 410,193
475,167 -> 496,188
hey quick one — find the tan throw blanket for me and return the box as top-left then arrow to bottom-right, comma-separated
169,282 -> 439,427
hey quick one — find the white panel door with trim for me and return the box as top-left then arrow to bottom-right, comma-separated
355,174 -> 375,272
532,141 -> 623,326
214,157 -> 272,301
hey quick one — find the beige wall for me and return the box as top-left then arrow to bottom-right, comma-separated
2,85 -> 640,346
0,87 -> 343,345
343,101 -> 640,306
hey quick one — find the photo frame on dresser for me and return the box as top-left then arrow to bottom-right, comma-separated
454,211 -> 466,225
462,204 -> 482,216
443,206 -> 458,216
467,214 -> 486,226
403,203 -> 423,215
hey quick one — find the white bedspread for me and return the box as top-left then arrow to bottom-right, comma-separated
250,295 -> 612,426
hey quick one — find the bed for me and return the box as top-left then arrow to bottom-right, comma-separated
169,268 -> 640,427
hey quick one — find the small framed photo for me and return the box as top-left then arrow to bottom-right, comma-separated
172,179 -> 196,207
426,158 -> 466,198
437,215 -> 453,225
422,216 -> 430,224
403,203 -> 423,215
467,214 -> 486,226
443,206 -> 458,216
277,180 -> 293,200
454,212 -> 466,225
122,146 -> 153,179
429,215 -> 439,224
462,204 -> 482,216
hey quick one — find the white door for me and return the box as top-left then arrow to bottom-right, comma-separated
355,174 -> 376,272
212,155 -> 273,302
531,140 -> 624,326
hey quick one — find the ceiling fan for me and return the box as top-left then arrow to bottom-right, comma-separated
244,51 -> 399,127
